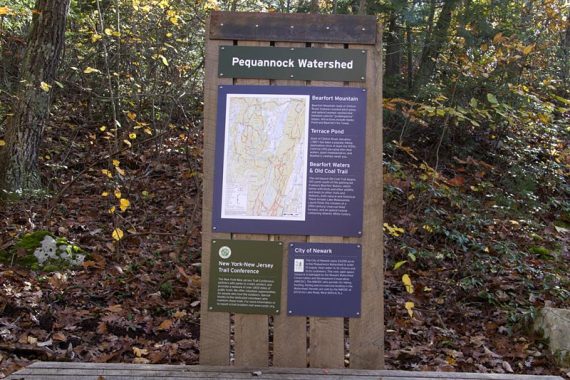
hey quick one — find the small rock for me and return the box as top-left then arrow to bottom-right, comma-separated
534,307 -> 570,366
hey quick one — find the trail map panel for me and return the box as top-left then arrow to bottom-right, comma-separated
212,85 -> 366,236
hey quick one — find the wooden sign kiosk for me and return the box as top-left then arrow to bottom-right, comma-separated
200,11 -> 383,369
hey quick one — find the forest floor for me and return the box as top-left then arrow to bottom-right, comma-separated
0,111 -> 569,379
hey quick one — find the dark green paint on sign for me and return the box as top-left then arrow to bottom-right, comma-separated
218,46 -> 367,82
208,239 -> 283,315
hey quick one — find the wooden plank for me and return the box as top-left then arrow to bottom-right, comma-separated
272,236 -> 307,368
349,26 -> 384,370
210,12 -> 376,45
306,41 -> 346,370
9,363 -> 565,379
199,16 -> 232,366
231,39 -> 271,368
271,41 -> 308,369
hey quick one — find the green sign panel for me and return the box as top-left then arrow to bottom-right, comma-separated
208,239 -> 283,314
218,46 -> 367,82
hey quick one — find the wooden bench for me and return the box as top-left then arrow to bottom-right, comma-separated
7,362 -> 564,379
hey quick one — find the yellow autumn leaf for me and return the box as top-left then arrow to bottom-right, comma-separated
40,81 -> 51,92
114,190 -> 122,199
402,274 -> 414,294
159,55 -> 169,66
112,228 -> 124,241
169,17 -> 178,25
108,206 -> 116,214
383,223 -> 404,237
405,301 -> 414,317
129,133 -> 137,140
204,0 -> 219,11
132,0 -> 140,10
99,126 -> 107,132
119,198 -> 130,212
101,191 -> 109,197
522,44 -> 535,56
104,28 -> 113,36
101,169 -> 112,178
0,6 -> 11,15
127,111 -> 136,121
144,128 -> 153,135
112,159 -> 120,167
393,260 -> 407,270
84,66 -> 101,74
91,33 -> 102,43
0,140 -> 5,147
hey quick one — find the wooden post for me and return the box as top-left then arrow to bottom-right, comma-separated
200,11 -> 383,369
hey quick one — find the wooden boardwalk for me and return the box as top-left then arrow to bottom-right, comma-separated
7,362 -> 564,380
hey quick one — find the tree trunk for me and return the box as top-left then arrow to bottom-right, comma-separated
385,13 -> 402,78
562,8 -> 570,86
406,23 -> 413,91
0,0 -> 70,194
309,0 -> 319,13
413,0 -> 459,92
358,0 -> 367,15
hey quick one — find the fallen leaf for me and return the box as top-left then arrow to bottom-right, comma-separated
83,66 -> 102,74
106,304 -> 123,313
483,345 -> 502,358
40,81 -> 51,92
405,301 -> 414,317
502,360 -> 514,373
393,260 -> 407,270
174,310 -> 187,318
446,176 -> 465,187
157,319 -> 173,331
52,332 -> 66,341
133,347 -> 148,357
402,274 -> 414,294
119,198 -> 130,212
97,322 -> 108,334
112,228 -> 124,241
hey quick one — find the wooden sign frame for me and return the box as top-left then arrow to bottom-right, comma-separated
200,11 -> 383,369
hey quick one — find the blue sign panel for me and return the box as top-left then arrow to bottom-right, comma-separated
212,85 -> 366,236
287,242 -> 361,317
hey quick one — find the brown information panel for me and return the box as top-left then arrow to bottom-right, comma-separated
208,239 -> 283,315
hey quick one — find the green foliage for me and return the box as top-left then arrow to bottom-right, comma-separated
159,281 -> 173,299
0,230 -> 85,271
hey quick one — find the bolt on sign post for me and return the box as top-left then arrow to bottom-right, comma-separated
200,11 -> 383,370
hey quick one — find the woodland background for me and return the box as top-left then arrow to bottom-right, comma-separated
0,0 -> 569,378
